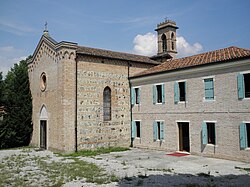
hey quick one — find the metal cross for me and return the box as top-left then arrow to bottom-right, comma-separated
45,22 -> 48,30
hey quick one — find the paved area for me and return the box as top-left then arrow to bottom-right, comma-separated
70,148 -> 250,187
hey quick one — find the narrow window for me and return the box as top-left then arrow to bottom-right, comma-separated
247,123 -> 250,147
161,34 -> 167,52
244,73 -> 250,98
172,42 -> 174,50
179,82 -> 186,102
156,85 -> 163,103
136,121 -> 141,138
157,122 -> 161,140
103,86 -> 111,121
204,78 -> 214,100
135,88 -> 140,104
207,123 -> 215,144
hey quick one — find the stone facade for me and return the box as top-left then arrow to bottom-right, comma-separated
130,59 -> 250,162
28,32 -> 156,152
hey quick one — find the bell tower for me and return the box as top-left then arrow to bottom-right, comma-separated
153,19 -> 178,61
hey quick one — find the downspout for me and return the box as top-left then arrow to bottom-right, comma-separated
75,56 -> 78,152
128,61 -> 133,147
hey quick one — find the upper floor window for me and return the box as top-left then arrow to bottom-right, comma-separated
204,78 -> 214,100
238,73 -> 250,99
103,86 -> 111,121
131,87 -> 140,105
153,84 -> 165,104
174,81 -> 186,103
161,34 -> 167,52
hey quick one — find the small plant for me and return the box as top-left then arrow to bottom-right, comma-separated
122,161 -> 126,166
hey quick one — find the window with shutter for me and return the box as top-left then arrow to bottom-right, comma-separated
131,121 -> 136,138
174,82 -> 179,103
204,78 -> 214,100
131,88 -> 135,105
153,121 -> 157,141
202,122 -> 208,145
160,121 -> 164,140
135,121 -> 141,138
239,123 -> 247,149
244,73 -> 250,98
103,86 -> 111,121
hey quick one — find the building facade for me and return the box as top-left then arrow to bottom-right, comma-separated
130,47 -> 250,162
28,20 -> 250,161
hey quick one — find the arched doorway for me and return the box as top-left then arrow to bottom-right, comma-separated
40,106 -> 48,149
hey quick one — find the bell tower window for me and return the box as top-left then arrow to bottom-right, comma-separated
161,34 -> 167,52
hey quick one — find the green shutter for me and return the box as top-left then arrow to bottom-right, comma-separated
153,85 -> 156,104
239,123 -> 247,149
204,79 -> 214,100
174,82 -> 179,103
138,88 -> 141,104
202,122 -> 208,145
131,88 -> 135,105
162,84 -> 165,104
160,121 -> 164,140
153,121 -> 157,141
237,74 -> 244,99
131,121 -> 136,138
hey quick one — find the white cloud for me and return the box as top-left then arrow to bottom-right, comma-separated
176,36 -> 203,57
133,32 -> 157,56
132,32 -> 203,57
0,46 -> 27,77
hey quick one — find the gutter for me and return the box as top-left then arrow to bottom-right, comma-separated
128,62 -> 133,147
75,56 -> 78,152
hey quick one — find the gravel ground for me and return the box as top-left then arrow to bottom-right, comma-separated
0,148 -> 250,187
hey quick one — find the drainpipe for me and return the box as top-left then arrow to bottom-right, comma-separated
75,56 -> 78,152
128,61 -> 133,147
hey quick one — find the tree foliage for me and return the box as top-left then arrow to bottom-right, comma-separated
0,56 -> 33,149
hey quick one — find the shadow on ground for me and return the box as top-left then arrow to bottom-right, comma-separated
117,173 -> 250,187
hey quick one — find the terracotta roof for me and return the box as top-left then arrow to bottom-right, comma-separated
133,46 -> 250,77
76,46 -> 160,65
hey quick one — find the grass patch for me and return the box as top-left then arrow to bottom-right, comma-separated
235,166 -> 250,172
0,150 -> 120,186
62,147 -> 129,157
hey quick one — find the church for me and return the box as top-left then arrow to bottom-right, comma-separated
28,20 -> 250,162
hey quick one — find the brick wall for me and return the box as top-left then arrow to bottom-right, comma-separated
131,62 -> 250,162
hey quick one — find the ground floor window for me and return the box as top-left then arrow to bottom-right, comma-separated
132,120 -> 141,138
153,121 -> 164,141
136,121 -> 141,138
202,122 -> 216,145
240,123 -> 250,149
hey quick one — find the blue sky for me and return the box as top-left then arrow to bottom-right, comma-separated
0,0 -> 250,75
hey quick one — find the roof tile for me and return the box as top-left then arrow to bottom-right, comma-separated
133,46 -> 250,77
76,46 -> 160,65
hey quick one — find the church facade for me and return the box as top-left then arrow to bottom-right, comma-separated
28,20 -> 250,162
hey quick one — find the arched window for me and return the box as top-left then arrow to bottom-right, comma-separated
171,32 -> 174,39
172,42 -> 175,50
103,86 -> 111,121
161,34 -> 167,52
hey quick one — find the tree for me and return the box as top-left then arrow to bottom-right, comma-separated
0,56 -> 33,149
